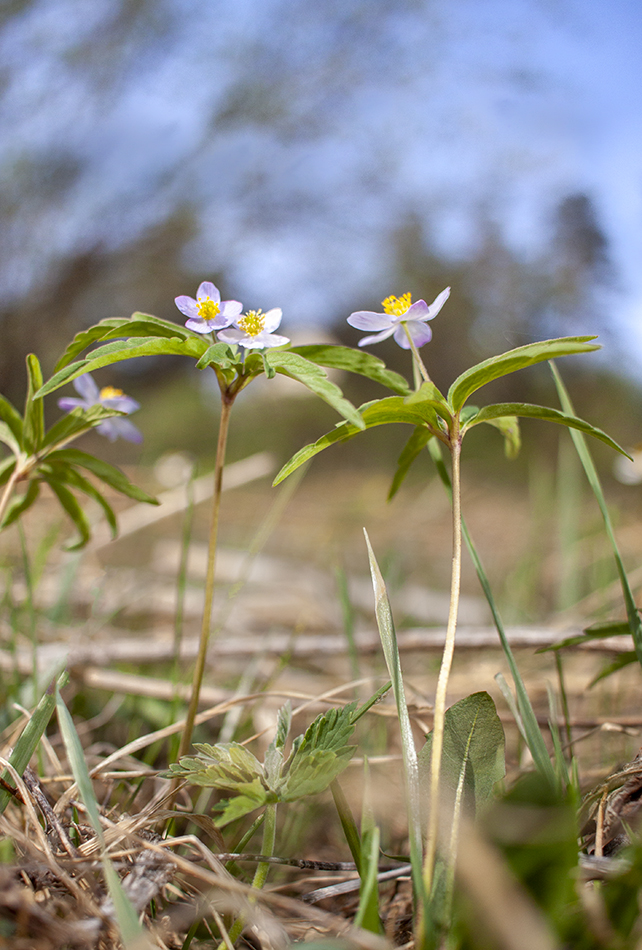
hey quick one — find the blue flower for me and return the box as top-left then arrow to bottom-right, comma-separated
175,281 -> 243,334
58,374 -> 142,443
347,287 -> 450,348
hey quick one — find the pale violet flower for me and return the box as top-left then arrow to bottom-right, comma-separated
58,374 -> 143,443
347,287 -> 451,348
217,308 -> 290,350
175,281 -> 243,334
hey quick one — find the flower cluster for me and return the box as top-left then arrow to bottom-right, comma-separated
347,287 -> 450,348
58,374 -> 142,443
175,282 -> 289,349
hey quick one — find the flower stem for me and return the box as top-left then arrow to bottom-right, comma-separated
423,426 -> 462,896
178,396 -> 233,761
402,324 -> 432,385
0,463 -> 23,528
224,803 -> 277,947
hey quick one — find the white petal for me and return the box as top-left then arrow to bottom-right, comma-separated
263,308 -> 283,332
197,281 -> 220,303
357,326 -> 396,347
347,310 -> 393,331
425,286 -> 451,319
175,295 -> 199,318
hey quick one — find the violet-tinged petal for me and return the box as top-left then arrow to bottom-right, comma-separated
197,281 -> 220,302
57,397 -> 86,411
425,286 -> 451,319
210,299 -> 243,329
402,299 -> 431,322
174,295 -> 199,318
393,321 -> 433,349
185,317 -> 213,333
357,326 -> 397,347
101,395 -> 140,413
347,310 -> 393,332
73,374 -> 101,402
216,328 -> 245,345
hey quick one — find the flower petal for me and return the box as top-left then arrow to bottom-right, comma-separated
73,374 -> 100,402
393,321 -> 433,349
262,308 -> 283,333
197,281 -> 220,303
57,397 -> 86,411
425,286 -> 451,319
185,317 -> 213,333
175,295 -> 199,318
101,395 -> 140,413
357,326 -> 396,347
210,299 -> 243,329
347,310 -> 393,332
216,328 -> 245,345
402,299 -> 431,322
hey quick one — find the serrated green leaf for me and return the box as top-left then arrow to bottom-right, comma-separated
290,344 -> 410,395
215,780 -> 272,827
419,692 -> 506,817
0,421 -> 22,457
0,480 -> 40,530
447,336 -> 600,412
46,448 -> 158,504
0,394 -> 24,442
280,747 -> 355,801
23,354 -> 44,452
274,395 -> 443,484
45,476 -> 92,549
168,741 -> 264,789
38,336 -> 209,397
265,351 -> 364,428
388,425 -> 433,500
462,402 -> 628,457
195,342 -> 240,371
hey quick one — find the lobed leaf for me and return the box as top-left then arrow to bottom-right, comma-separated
447,336 -> 600,412
290,344 -> 410,394
166,741 -> 265,790
462,402 -> 629,457
280,747 -> 355,801
195,342 -> 240,371
267,351 -> 365,429
214,781 -> 272,827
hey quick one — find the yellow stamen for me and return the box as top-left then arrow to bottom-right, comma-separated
381,292 -> 412,317
100,386 -> 124,399
237,309 -> 265,337
197,297 -> 221,321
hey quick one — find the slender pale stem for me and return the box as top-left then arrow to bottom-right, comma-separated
178,396 -> 233,761
224,803 -> 278,947
0,463 -> 23,528
423,427 -> 462,895
402,324 -> 431,385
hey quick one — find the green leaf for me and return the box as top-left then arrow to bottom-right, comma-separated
290,344 -> 410,394
551,362 -> 642,669
280,747 -> 355,800
0,480 -> 40,530
47,448 -> 158,504
45,476 -> 92,549
419,692 -> 506,817
0,456 -> 16,486
54,317 -> 140,371
404,380 -> 452,425
0,675 -> 63,814
195,342 -> 240,371
388,425 -> 433,500
266,351 -> 365,428
0,421 -> 22,457
274,395 -> 443,484
588,652 -> 637,686
476,414 -> 521,459
23,354 -> 45,452
40,404 -> 131,451
538,619 -> 632,652
463,402 -> 629,457
214,780 -> 271,827
0,394 -> 24,442
166,741 -> 265,789
447,336 -> 600,412
46,463 -> 117,538
38,336 -> 209,397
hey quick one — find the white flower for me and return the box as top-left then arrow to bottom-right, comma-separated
174,281 -> 242,334
217,308 -> 290,350
347,287 -> 450,348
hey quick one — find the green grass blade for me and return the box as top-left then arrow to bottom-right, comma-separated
550,362 -> 642,667
427,440 -> 557,789
0,674 -> 63,814
363,530 -> 426,911
56,689 -> 150,948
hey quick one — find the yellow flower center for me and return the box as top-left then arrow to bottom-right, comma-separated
381,292 -> 412,317
100,386 -> 124,399
237,309 -> 265,337
196,297 -> 221,321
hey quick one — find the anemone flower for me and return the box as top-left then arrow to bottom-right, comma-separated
347,287 -> 450,348
217,308 -> 290,350
175,281 -> 243,334
58,374 -> 142,443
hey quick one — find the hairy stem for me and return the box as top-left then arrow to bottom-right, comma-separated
178,396 -> 233,761
423,427 -> 462,895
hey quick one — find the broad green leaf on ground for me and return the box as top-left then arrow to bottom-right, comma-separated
447,336 -> 599,412
462,403 -> 629,457
265,351 -> 365,429
290,344 -> 411,394
0,480 -> 40,529
0,394 -> 23,441
419,692 -> 506,818
388,425 -> 433,500
274,395 -> 445,484
47,448 -> 158,504
37,336 -> 209,397
23,354 -> 45,452
0,675 -> 62,815
165,741 -> 264,789
45,477 -> 92,549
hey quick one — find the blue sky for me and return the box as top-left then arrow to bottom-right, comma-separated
1,0 -> 641,366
